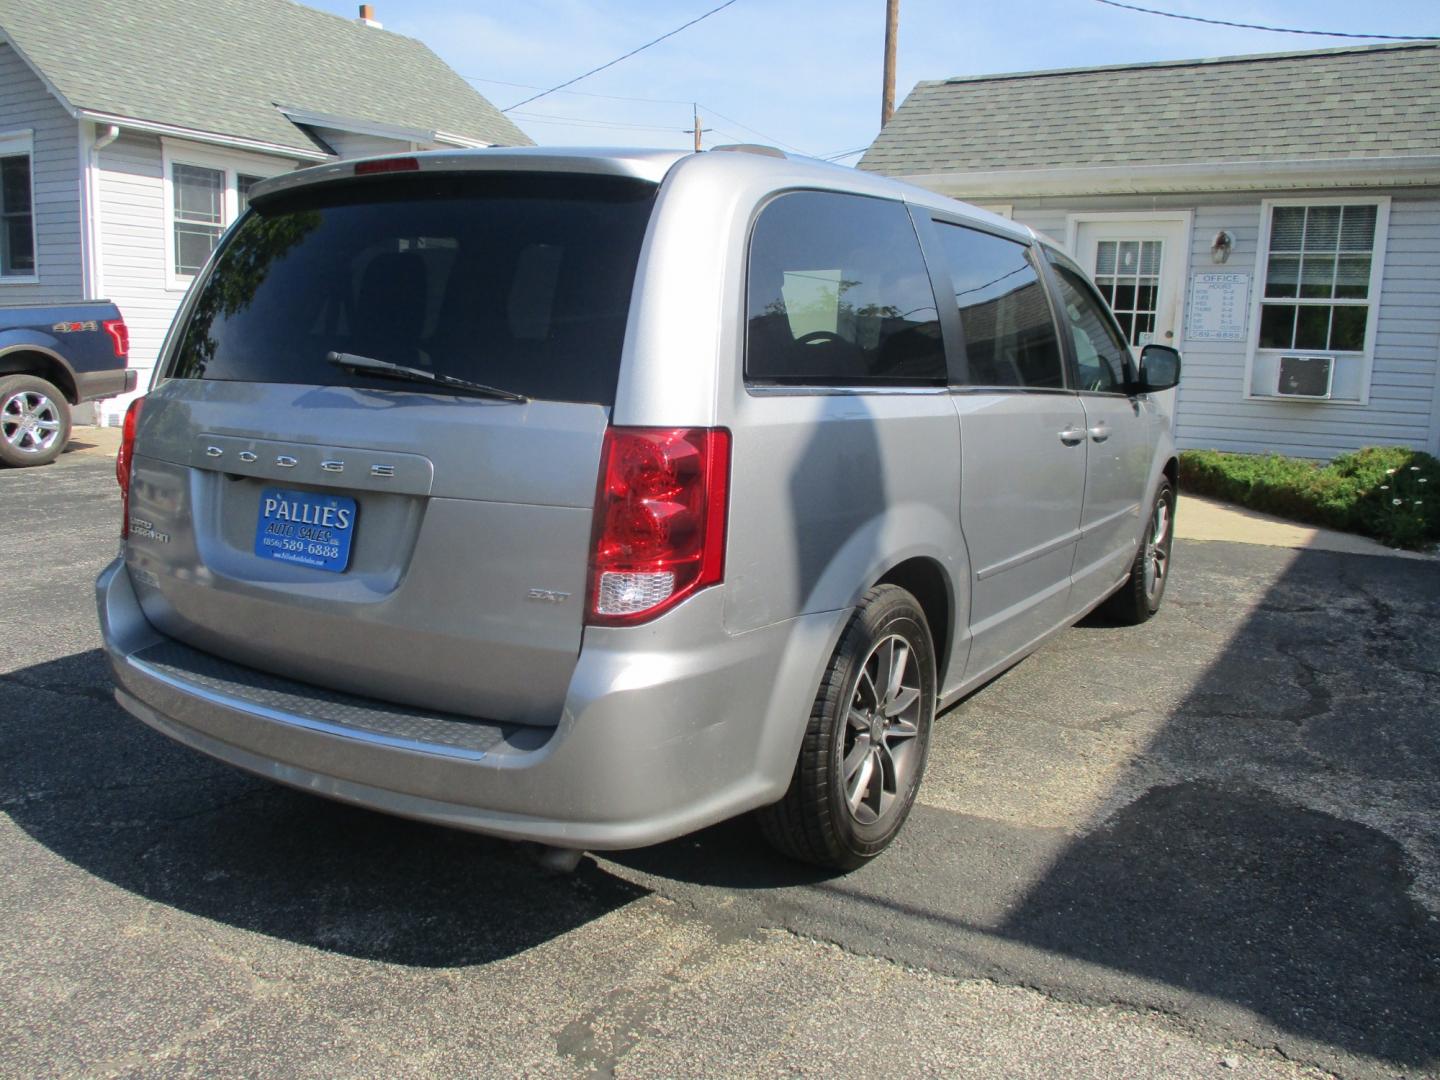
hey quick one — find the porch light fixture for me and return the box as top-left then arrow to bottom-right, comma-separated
1211,230 -> 1234,264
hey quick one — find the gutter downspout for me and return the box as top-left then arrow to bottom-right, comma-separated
82,122 -> 119,298
83,123 -> 121,424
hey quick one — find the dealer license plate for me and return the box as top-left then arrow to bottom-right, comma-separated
254,487 -> 357,573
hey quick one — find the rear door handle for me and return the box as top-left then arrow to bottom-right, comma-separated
1059,428 -> 1085,446
1089,424 -> 1110,443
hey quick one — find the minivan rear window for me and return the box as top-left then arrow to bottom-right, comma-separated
165,173 -> 657,406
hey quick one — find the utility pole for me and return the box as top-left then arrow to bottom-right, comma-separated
689,104 -> 711,152
881,0 -> 899,128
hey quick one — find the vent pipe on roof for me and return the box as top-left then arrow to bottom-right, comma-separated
357,4 -> 382,28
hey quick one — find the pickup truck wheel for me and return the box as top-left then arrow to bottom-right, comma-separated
1101,478 -> 1175,625
0,375 -> 71,467
758,585 -> 935,870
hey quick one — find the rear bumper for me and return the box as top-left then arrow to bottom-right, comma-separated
96,558 -> 844,850
74,368 -> 136,402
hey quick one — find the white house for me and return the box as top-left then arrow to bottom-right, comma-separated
862,43 -> 1440,460
0,0 -> 530,423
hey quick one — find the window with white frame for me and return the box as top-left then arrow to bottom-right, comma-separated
165,144 -> 291,286
172,163 -> 225,275
1250,198 -> 1388,403
0,132 -> 35,279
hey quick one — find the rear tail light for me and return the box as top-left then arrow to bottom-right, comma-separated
116,398 -> 143,537
587,427 -> 730,626
102,318 -> 129,358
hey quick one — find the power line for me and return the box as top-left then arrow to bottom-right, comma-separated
695,105 -> 812,155
823,147 -> 870,162
508,110 -> 688,133
511,119 -> 692,135
1092,0 -> 1439,40
502,0 -> 742,111
464,75 -> 696,107
469,73 -> 814,156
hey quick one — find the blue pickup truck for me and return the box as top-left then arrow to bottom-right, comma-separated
0,300 -> 133,467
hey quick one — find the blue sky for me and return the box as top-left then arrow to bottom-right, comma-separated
309,0 -> 1439,161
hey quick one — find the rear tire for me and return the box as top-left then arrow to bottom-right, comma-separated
1101,478 -> 1175,625
0,374 -> 71,467
758,585 -> 936,870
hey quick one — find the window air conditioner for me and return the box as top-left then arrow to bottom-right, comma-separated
1275,355 -> 1334,399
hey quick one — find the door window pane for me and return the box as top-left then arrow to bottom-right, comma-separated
1050,260 -> 1131,393
1091,237 -> 1162,346
172,164 -> 225,275
745,192 -> 944,385
0,154 -> 34,276
932,222 -> 1063,388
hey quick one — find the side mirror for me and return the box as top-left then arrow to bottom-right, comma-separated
1137,343 -> 1181,393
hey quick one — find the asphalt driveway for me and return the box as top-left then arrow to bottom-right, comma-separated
2,450 -> 1437,1078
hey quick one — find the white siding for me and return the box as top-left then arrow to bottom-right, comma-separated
92,134 -> 302,423
1005,192 -> 1440,460
0,43 -> 81,304
92,132 -> 173,423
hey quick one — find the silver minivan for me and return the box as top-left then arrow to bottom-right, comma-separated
97,147 -> 1180,869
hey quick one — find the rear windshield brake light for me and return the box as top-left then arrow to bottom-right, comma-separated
354,157 -> 420,175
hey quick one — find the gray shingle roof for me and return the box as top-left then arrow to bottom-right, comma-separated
860,42 -> 1440,177
0,0 -> 531,153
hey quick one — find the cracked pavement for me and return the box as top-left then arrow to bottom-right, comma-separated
2,452 -> 1437,1078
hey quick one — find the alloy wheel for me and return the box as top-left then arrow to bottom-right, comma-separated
841,633 -> 924,826
1,390 -> 63,456
1143,495 -> 1172,600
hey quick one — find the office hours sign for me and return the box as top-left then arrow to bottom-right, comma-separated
1187,272 -> 1250,342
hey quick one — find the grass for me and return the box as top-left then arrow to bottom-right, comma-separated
1179,445 -> 1440,550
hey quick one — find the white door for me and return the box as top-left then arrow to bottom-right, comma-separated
1072,217 -> 1189,413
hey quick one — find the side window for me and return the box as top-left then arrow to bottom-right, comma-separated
172,164 -> 226,276
746,192 -> 944,386
931,222 -> 1063,389
0,149 -> 35,278
1049,260 -> 1132,393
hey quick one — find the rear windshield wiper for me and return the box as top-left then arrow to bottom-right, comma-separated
325,351 -> 529,403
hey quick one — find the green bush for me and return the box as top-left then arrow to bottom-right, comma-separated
1179,446 -> 1439,550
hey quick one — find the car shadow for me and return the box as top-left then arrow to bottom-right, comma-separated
614,545 -> 1440,1070
996,545 -> 1440,1067
7,546 -> 1438,1069
1,649 -> 645,968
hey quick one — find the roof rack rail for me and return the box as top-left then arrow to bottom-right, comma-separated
710,144 -> 787,158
